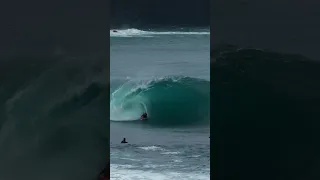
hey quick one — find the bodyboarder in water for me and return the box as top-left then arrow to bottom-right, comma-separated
140,112 -> 148,120
121,138 -> 128,143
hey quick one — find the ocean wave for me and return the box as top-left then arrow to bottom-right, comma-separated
110,28 -> 210,37
211,45 -> 320,179
110,76 -> 210,126
110,164 -> 209,180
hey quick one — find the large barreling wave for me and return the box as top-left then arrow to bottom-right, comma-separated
0,54 -> 108,180
110,76 -> 210,126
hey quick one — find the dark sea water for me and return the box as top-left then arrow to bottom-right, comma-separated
110,28 -> 210,180
211,45 -> 320,180
0,54 -> 109,180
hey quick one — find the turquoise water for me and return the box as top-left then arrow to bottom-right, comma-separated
110,28 -> 210,180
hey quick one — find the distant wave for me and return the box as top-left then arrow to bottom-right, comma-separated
212,45 -> 320,119
110,76 -> 210,126
212,45 -> 320,179
110,28 -> 210,37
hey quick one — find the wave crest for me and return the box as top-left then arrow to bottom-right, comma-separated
110,76 -> 210,126
110,28 -> 210,37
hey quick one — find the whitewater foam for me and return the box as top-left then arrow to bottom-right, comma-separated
138,146 -> 164,151
161,151 -> 181,155
110,28 -> 210,37
110,164 -> 209,180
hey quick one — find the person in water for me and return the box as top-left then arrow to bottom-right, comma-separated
121,138 -> 128,143
141,112 -> 148,119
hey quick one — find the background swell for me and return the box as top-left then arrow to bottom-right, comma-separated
211,45 -> 320,180
0,55 -> 109,180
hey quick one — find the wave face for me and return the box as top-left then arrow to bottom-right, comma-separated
0,55 -> 108,180
110,28 -> 210,37
211,45 -> 320,180
110,76 -> 210,126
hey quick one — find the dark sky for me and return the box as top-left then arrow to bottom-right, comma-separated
110,0 -> 209,28
0,0 -> 109,57
2,0 -> 319,59
211,0 -> 320,60
0,0 -> 211,57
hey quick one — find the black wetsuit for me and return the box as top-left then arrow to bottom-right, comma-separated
141,113 -> 147,119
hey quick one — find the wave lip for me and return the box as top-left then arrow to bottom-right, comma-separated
110,28 -> 210,37
110,76 -> 210,126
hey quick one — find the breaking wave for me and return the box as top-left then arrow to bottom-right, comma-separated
110,76 -> 210,126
